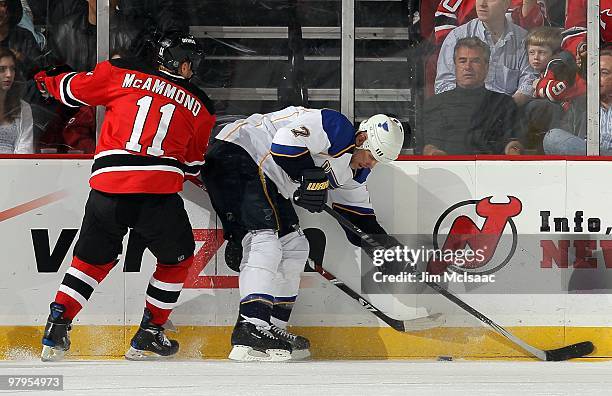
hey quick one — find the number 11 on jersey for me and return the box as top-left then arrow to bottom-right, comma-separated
125,95 -> 176,156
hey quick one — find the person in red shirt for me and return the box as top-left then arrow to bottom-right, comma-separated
565,0 -> 612,42
562,0 -> 612,73
35,32 -> 216,361
420,0 -> 442,40
38,105 -> 96,153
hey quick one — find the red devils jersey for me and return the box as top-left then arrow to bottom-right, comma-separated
420,0 -> 442,39
564,0 -> 612,54
534,51 -> 586,104
434,0 -> 547,45
565,0 -> 612,40
40,58 -> 216,194
564,0 -> 586,30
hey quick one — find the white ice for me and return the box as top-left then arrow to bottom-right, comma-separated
1,360 -> 611,395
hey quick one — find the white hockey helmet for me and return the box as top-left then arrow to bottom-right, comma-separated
357,114 -> 404,163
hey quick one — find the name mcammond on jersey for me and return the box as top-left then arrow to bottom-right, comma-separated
121,73 -> 203,117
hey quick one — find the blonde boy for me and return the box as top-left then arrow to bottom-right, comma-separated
527,26 -> 561,73
527,26 -> 583,103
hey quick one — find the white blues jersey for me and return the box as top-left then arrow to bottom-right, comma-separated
215,106 -> 375,215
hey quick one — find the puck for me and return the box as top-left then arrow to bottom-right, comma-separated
437,356 -> 453,361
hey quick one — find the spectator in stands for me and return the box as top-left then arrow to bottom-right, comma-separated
565,0 -> 612,43
47,0 -> 140,72
0,0 -> 40,78
523,26 -> 585,151
562,0 -> 612,78
0,47 -> 32,153
423,37 -> 522,155
434,0 -> 547,45
420,0 -> 439,41
528,28 -> 586,111
425,0 -> 546,98
38,105 -> 95,154
543,50 -> 612,155
528,27 -> 563,77
18,0 -> 44,50
435,0 -> 537,107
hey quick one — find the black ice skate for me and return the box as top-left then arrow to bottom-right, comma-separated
125,309 -> 179,361
41,303 -> 72,362
269,324 -> 311,360
229,316 -> 292,362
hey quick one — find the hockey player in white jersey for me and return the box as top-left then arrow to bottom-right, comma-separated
201,107 -> 404,361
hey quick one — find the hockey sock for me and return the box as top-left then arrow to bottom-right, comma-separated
145,256 -> 193,326
54,257 -> 116,320
238,294 -> 274,325
270,296 -> 296,329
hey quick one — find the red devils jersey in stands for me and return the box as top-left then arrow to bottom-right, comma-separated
534,51 -> 586,106
420,0 -> 442,40
563,0 -> 612,56
39,58 -> 216,194
565,0 -> 612,42
434,0 -> 547,45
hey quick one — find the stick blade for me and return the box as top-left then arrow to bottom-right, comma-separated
545,341 -> 594,361
401,313 -> 446,332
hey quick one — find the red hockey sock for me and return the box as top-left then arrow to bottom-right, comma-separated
54,257 -> 116,320
145,256 -> 193,326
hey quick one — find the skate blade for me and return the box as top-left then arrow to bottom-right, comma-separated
41,345 -> 66,362
124,347 -> 175,361
291,349 -> 311,360
228,345 -> 291,362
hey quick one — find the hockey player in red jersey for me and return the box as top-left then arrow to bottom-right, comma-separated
35,33 -> 216,361
434,0 -> 547,45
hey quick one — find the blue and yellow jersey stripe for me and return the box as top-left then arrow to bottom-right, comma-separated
332,203 -> 375,216
321,109 -> 356,157
270,143 -> 310,158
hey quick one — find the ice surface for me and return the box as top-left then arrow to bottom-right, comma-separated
1,360 -> 611,395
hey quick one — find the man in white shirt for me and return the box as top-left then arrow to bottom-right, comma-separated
435,0 -> 537,106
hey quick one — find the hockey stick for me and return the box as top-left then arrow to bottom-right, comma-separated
303,228 -> 444,332
322,205 -> 595,361
188,178 -> 438,330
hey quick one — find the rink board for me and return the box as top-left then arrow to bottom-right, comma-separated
2,158 -> 612,360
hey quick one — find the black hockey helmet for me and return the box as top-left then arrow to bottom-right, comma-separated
155,32 -> 204,76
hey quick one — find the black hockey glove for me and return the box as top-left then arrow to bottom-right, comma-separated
292,168 -> 329,213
